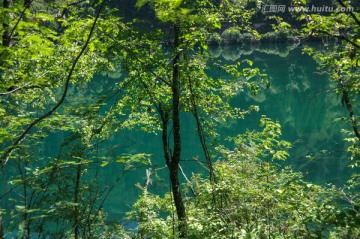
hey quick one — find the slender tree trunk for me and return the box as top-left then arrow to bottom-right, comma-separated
24,0 -> 31,7
73,163 -> 81,239
0,210 -> 3,239
23,182 -> 30,239
338,79 -> 360,140
170,22 -> 187,238
2,0 -> 12,46
188,77 -> 214,182
160,104 -> 171,166
16,161 -> 30,239
336,65 -> 360,140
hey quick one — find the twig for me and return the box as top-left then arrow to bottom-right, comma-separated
337,74 -> 360,140
179,164 -> 196,197
144,168 -> 152,190
0,209 -> 3,239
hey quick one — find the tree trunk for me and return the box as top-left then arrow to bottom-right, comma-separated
73,163 -> 81,239
170,22 -> 187,238
338,78 -> 360,140
0,210 -> 4,239
2,0 -> 12,46
24,0 -> 31,7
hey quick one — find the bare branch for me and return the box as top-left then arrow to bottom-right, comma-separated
179,164 -> 196,197
144,168 -> 152,190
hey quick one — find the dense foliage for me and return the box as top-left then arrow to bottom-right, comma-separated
0,0 -> 359,238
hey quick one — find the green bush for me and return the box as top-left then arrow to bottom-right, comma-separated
207,32 -> 221,46
221,28 -> 260,45
260,31 -> 297,43
221,27 -> 241,45
238,32 -> 260,44
126,159 -> 350,238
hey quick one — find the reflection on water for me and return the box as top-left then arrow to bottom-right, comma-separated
209,42 -> 300,60
215,43 -> 353,185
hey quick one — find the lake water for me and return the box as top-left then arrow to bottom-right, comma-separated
102,42 -> 355,220
216,42 -> 352,183
1,42 -> 356,233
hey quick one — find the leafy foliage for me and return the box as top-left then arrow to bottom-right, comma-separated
126,119 -> 358,238
1,0 -> 360,238
0,1 -> 130,238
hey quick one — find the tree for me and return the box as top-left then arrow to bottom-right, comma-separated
292,0 -> 360,140
290,1 -> 360,236
111,0 -> 265,237
293,2 -> 360,159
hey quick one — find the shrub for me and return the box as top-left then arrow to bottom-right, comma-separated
260,31 -> 297,43
125,118 -> 358,238
221,27 -> 241,45
207,33 -> 221,46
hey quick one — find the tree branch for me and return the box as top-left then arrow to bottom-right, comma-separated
0,209 -> 3,239
336,0 -> 360,27
179,164 -> 196,197
9,0 -> 34,43
187,75 -> 214,182
316,29 -> 360,49
0,0 -> 107,169
338,78 -> 360,140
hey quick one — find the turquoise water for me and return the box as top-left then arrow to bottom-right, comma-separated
217,43 -> 351,184
103,42 -> 354,219
1,43 -> 356,232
